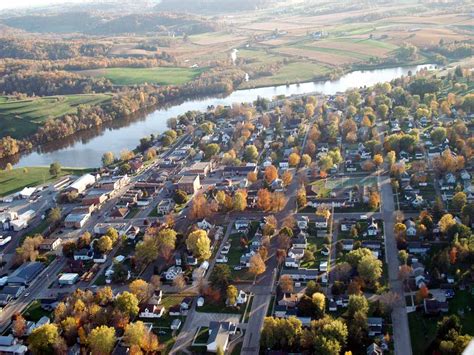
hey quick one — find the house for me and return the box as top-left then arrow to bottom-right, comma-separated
321,246 -> 330,256
82,189 -> 108,206
234,219 -> 250,231
342,239 -> 354,251
278,293 -> 301,308
64,212 -> 90,229
285,257 -> 299,268
423,299 -> 449,315
405,219 -> 417,237
8,262 -> 45,286
407,242 -> 430,255
293,233 -> 308,249
296,216 -> 309,230
177,175 -> 201,194
0,335 -> 27,355
280,268 -> 319,281
39,237 -> 61,251
340,219 -> 357,232
139,304 -> 165,319
108,207 -> 129,220
367,219 -> 379,236
288,247 -> 305,260
164,266 -> 183,281
171,319 -> 182,330
169,305 -> 182,317
181,297 -> 193,310
1,286 -> 25,299
197,219 -> 214,231
367,343 -> 383,355
223,165 -> 257,177
367,317 -> 383,336
319,261 -> 328,272
73,249 -> 94,261
206,321 -> 237,353
236,290 -> 248,305
157,199 -> 175,215
186,162 -> 212,177
328,301 -> 337,312
314,215 -> 328,229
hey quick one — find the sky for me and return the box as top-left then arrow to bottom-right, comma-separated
0,0 -> 93,10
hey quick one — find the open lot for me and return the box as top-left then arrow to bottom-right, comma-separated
78,67 -> 205,86
0,166 -> 92,197
0,94 -> 113,139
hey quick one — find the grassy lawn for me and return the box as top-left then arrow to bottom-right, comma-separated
22,300 -> 52,322
161,295 -> 186,309
0,94 -> 112,139
196,299 -> 245,315
193,326 -> 209,345
409,290 -> 474,353
0,166 -> 93,196
79,67 -> 204,85
125,207 -> 140,219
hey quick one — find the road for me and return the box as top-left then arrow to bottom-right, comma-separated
379,173 -> 412,355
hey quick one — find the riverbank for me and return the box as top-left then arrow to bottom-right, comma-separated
0,166 -> 93,197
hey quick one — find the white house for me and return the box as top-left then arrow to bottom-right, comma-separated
367,219 -> 379,236
206,321 -> 237,353
139,304 -> 165,319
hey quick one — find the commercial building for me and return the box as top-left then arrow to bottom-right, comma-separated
58,273 -> 79,285
7,262 -> 45,286
68,174 -> 96,194
177,175 -> 201,194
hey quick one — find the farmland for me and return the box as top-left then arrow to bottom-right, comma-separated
77,67 -> 205,86
0,94 -> 113,139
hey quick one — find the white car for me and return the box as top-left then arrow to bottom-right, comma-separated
221,246 -> 230,255
360,215 -> 368,220
216,255 -> 228,263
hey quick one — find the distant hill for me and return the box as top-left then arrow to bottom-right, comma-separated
1,12 -> 219,35
155,0 -> 274,13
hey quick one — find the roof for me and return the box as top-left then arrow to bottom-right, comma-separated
8,262 -> 45,284
59,273 -> 79,282
178,175 -> 199,184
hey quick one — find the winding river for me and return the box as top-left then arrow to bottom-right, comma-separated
11,64 -> 435,168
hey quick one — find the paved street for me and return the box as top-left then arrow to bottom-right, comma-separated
379,173 -> 412,355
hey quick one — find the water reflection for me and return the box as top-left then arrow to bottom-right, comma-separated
8,64 -> 434,168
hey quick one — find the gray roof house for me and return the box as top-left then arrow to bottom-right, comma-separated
7,262 -> 45,285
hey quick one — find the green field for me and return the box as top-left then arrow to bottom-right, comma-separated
79,67 -> 205,85
0,166 -> 92,197
0,94 -> 112,139
240,61 -> 331,88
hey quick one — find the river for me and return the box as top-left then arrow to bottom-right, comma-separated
11,64 -> 435,168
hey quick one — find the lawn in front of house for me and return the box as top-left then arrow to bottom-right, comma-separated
22,300 -> 52,322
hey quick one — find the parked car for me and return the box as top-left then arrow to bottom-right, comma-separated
216,255 -> 228,263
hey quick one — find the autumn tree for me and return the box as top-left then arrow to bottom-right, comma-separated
209,264 -> 232,291
297,188 -> 307,208
49,162 -> 61,176
264,165 -> 278,184
373,154 -> 383,167
271,192 -> 287,212
312,292 -> 326,319
358,254 -> 383,285
289,153 -> 301,167
102,151 -> 115,166
12,314 -> 26,337
301,154 -> 312,167
368,191 -> 380,210
115,291 -> 139,317
129,279 -> 153,303
439,214 -> 456,234
226,285 -> 238,306
233,189 -> 247,211
247,171 -> 258,183
88,325 -> 116,355
28,324 -> 60,354
279,275 -> 294,293
282,170 -> 293,187
186,229 -> 211,260
257,188 -> 272,211
452,192 -> 467,211
249,254 -> 266,282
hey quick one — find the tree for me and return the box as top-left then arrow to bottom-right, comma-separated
49,162 -> 61,176
271,192 -> 287,212
135,236 -> 159,267
398,250 -> 408,264
431,127 -> 447,145
312,292 -> 326,319
205,143 -> 220,158
145,148 -> 157,161
96,235 -> 113,254
249,254 -> 266,281
209,264 -> 231,291
226,285 -> 238,306
129,279 -> 153,303
439,214 -> 456,234
373,154 -> 383,167
301,154 -> 312,167
279,275 -> 294,293
347,295 -> 369,318
358,255 -> 383,285
186,229 -> 211,260
282,170 -> 293,187
28,324 -> 60,354
123,321 -> 147,348
120,149 -> 134,161
233,190 -> 247,211
378,291 -> 400,314
88,325 -> 116,355
289,153 -> 301,167
47,207 -> 61,224
173,189 -> 187,204
247,171 -> 258,183
244,145 -> 259,162
102,151 -> 115,166
115,291 -> 139,317
12,314 -> 26,337
296,188 -> 307,208
257,188 -> 272,211
452,192 -> 467,211
416,285 -> 429,303
264,165 -> 278,183
106,227 -> 119,243
156,228 -> 177,259
368,191 -> 380,210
